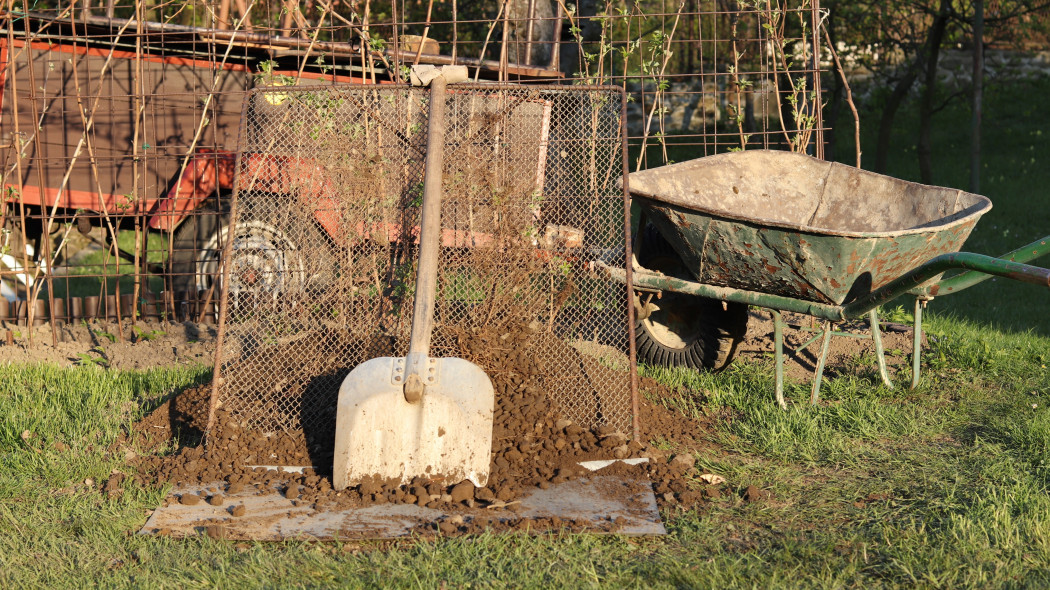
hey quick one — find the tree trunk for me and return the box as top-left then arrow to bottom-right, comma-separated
971,0 -> 984,193
874,62 -> 920,174
917,0 -> 952,183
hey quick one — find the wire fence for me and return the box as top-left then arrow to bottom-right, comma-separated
0,1 -> 826,436
208,83 -> 633,451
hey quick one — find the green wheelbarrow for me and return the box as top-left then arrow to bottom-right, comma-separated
595,150 -> 1050,407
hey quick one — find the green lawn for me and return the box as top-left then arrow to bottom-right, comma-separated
2,315 -> 1049,587
2,75 -> 1050,588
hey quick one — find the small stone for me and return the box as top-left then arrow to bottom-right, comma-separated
669,454 -> 696,470
448,515 -> 464,525
205,524 -> 227,539
180,493 -> 201,506
475,487 -> 496,502
450,481 -> 476,504
208,494 -> 224,507
612,445 -> 631,460
438,521 -> 457,534
230,505 -> 247,517
744,485 -> 769,503
555,419 -> 573,430
284,486 -> 300,500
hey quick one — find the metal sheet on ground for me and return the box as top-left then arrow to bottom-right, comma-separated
139,475 -> 665,540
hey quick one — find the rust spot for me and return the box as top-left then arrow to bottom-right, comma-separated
764,264 -> 778,273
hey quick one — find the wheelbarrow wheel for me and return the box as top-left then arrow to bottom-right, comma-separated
634,224 -> 748,370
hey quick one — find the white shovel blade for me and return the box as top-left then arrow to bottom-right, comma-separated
333,356 -> 494,490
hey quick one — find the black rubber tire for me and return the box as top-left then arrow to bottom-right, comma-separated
169,201 -> 226,294
169,196 -> 330,296
634,223 -> 748,370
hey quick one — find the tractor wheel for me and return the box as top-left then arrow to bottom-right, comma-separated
169,197 -> 327,297
634,223 -> 748,370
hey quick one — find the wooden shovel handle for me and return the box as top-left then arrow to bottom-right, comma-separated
406,76 -> 448,359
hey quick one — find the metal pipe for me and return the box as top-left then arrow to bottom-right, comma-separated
810,321 -> 833,404
773,310 -> 786,409
620,90 -> 640,442
598,261 -> 848,321
915,235 -> 1050,297
912,298 -> 925,389
843,252 -> 1050,318
870,308 -> 894,389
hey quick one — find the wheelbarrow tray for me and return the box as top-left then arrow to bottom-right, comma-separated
627,150 -> 992,305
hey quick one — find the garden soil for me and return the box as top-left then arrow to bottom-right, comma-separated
123,315 -> 720,536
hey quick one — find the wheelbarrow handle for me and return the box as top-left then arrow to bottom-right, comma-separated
842,251 -> 1050,318
911,235 -> 1050,298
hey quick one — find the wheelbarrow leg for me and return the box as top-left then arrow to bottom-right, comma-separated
810,321 -> 833,404
869,309 -> 894,390
773,310 -> 787,409
911,297 -> 926,389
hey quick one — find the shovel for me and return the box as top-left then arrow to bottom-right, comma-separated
333,67 -> 495,490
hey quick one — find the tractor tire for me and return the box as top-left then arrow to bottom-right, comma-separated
169,197 -> 330,297
634,223 -> 748,370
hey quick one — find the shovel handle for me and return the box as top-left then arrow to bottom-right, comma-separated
406,76 -> 448,362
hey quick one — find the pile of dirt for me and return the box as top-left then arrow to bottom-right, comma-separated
126,318 -> 727,534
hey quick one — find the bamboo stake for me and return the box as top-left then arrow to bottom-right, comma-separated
473,0 -> 508,82
412,0 -> 435,66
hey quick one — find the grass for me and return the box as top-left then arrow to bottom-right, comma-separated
43,230 -> 169,299
1,316 -> 1049,588
2,75 -> 1050,588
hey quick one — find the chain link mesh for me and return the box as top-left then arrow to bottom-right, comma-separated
210,84 -> 632,446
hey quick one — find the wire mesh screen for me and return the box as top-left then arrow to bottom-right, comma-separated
210,83 -> 632,449
1,5 -> 826,348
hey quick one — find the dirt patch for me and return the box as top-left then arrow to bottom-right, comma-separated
2,308 -> 918,392
734,310 -> 915,383
0,319 -> 216,370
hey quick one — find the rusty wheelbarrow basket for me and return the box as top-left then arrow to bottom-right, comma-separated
595,150 -> 1050,407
